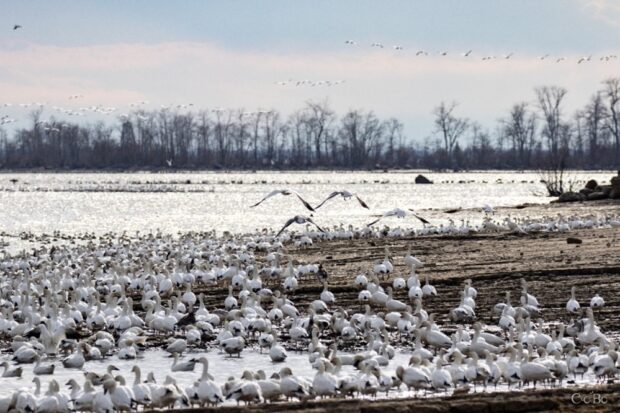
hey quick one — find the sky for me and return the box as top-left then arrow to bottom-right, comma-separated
1,0 -> 620,142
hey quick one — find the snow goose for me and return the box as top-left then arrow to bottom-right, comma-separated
590,293 -> 605,309
193,357 -> 224,406
221,336 -> 245,357
62,343 -> 85,368
431,356 -> 453,392
102,379 -> 134,412
129,366 -> 152,408
396,357 -> 430,393
250,189 -> 315,212
253,370 -> 282,402
71,380 -> 96,412
0,361 -> 22,378
566,286 -> 580,313
312,361 -> 338,398
422,274 -> 437,296
314,190 -> 369,209
269,337 -> 287,362
278,367 -> 310,401
33,355 -> 55,375
385,287 -> 407,312
520,356 -> 553,388
171,353 -> 196,372
320,282 -> 335,305
404,245 -> 423,269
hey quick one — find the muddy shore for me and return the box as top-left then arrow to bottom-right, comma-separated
175,200 -> 620,412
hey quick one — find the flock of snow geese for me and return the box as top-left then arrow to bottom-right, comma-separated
0,189 -> 618,412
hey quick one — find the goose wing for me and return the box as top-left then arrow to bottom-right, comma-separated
314,191 -> 341,209
355,195 -> 370,209
276,217 -> 298,237
408,209 -> 430,225
305,217 -> 325,233
290,190 -> 315,211
250,190 -> 283,208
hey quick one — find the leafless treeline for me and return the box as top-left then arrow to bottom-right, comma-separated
1,78 -> 619,170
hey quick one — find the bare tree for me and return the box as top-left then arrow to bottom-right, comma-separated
536,86 -> 567,158
502,103 -> 537,168
602,77 -> 620,165
433,102 -> 469,167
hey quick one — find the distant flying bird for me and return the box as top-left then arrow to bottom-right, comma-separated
393,45 -> 404,50
371,42 -> 384,48
276,215 -> 324,237
539,54 -> 550,60
344,40 -> 356,45
556,57 -> 565,63
463,50 -> 473,57
315,190 -> 369,210
166,159 -> 173,167
367,208 -> 429,227
503,52 -> 514,59
577,55 -> 592,64
250,189 -> 315,212
13,25 -> 22,31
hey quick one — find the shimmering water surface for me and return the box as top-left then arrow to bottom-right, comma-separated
0,171 -> 612,238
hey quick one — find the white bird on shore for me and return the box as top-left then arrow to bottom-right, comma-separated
590,294 -> 605,309
566,286 -> 580,313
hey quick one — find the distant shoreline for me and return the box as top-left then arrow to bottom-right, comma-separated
0,168 -> 616,174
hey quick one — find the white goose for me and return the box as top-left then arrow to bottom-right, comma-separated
193,357 -> 224,406
566,286 -> 580,313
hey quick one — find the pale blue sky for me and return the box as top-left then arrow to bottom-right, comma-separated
1,0 -> 620,141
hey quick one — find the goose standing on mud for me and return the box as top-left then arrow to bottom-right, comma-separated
566,286 -> 580,313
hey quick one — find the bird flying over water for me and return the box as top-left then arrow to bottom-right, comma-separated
13,25 -> 22,30
366,208 -> 429,227
276,215 -> 324,237
315,190 -> 369,210
250,189 -> 315,211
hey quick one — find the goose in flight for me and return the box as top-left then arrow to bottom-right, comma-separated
13,25 -> 22,30
315,190 -> 369,210
393,45 -> 404,50
463,50 -> 473,57
276,215 -> 324,237
344,40 -> 356,45
250,189 -> 315,211
166,159 -> 173,167
367,208 -> 429,227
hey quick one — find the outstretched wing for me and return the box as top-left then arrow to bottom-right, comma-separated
275,217 -> 297,237
366,215 -> 383,227
408,209 -> 430,225
355,195 -> 370,209
314,191 -> 340,210
306,217 -> 326,233
291,191 -> 315,212
250,189 -> 282,208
